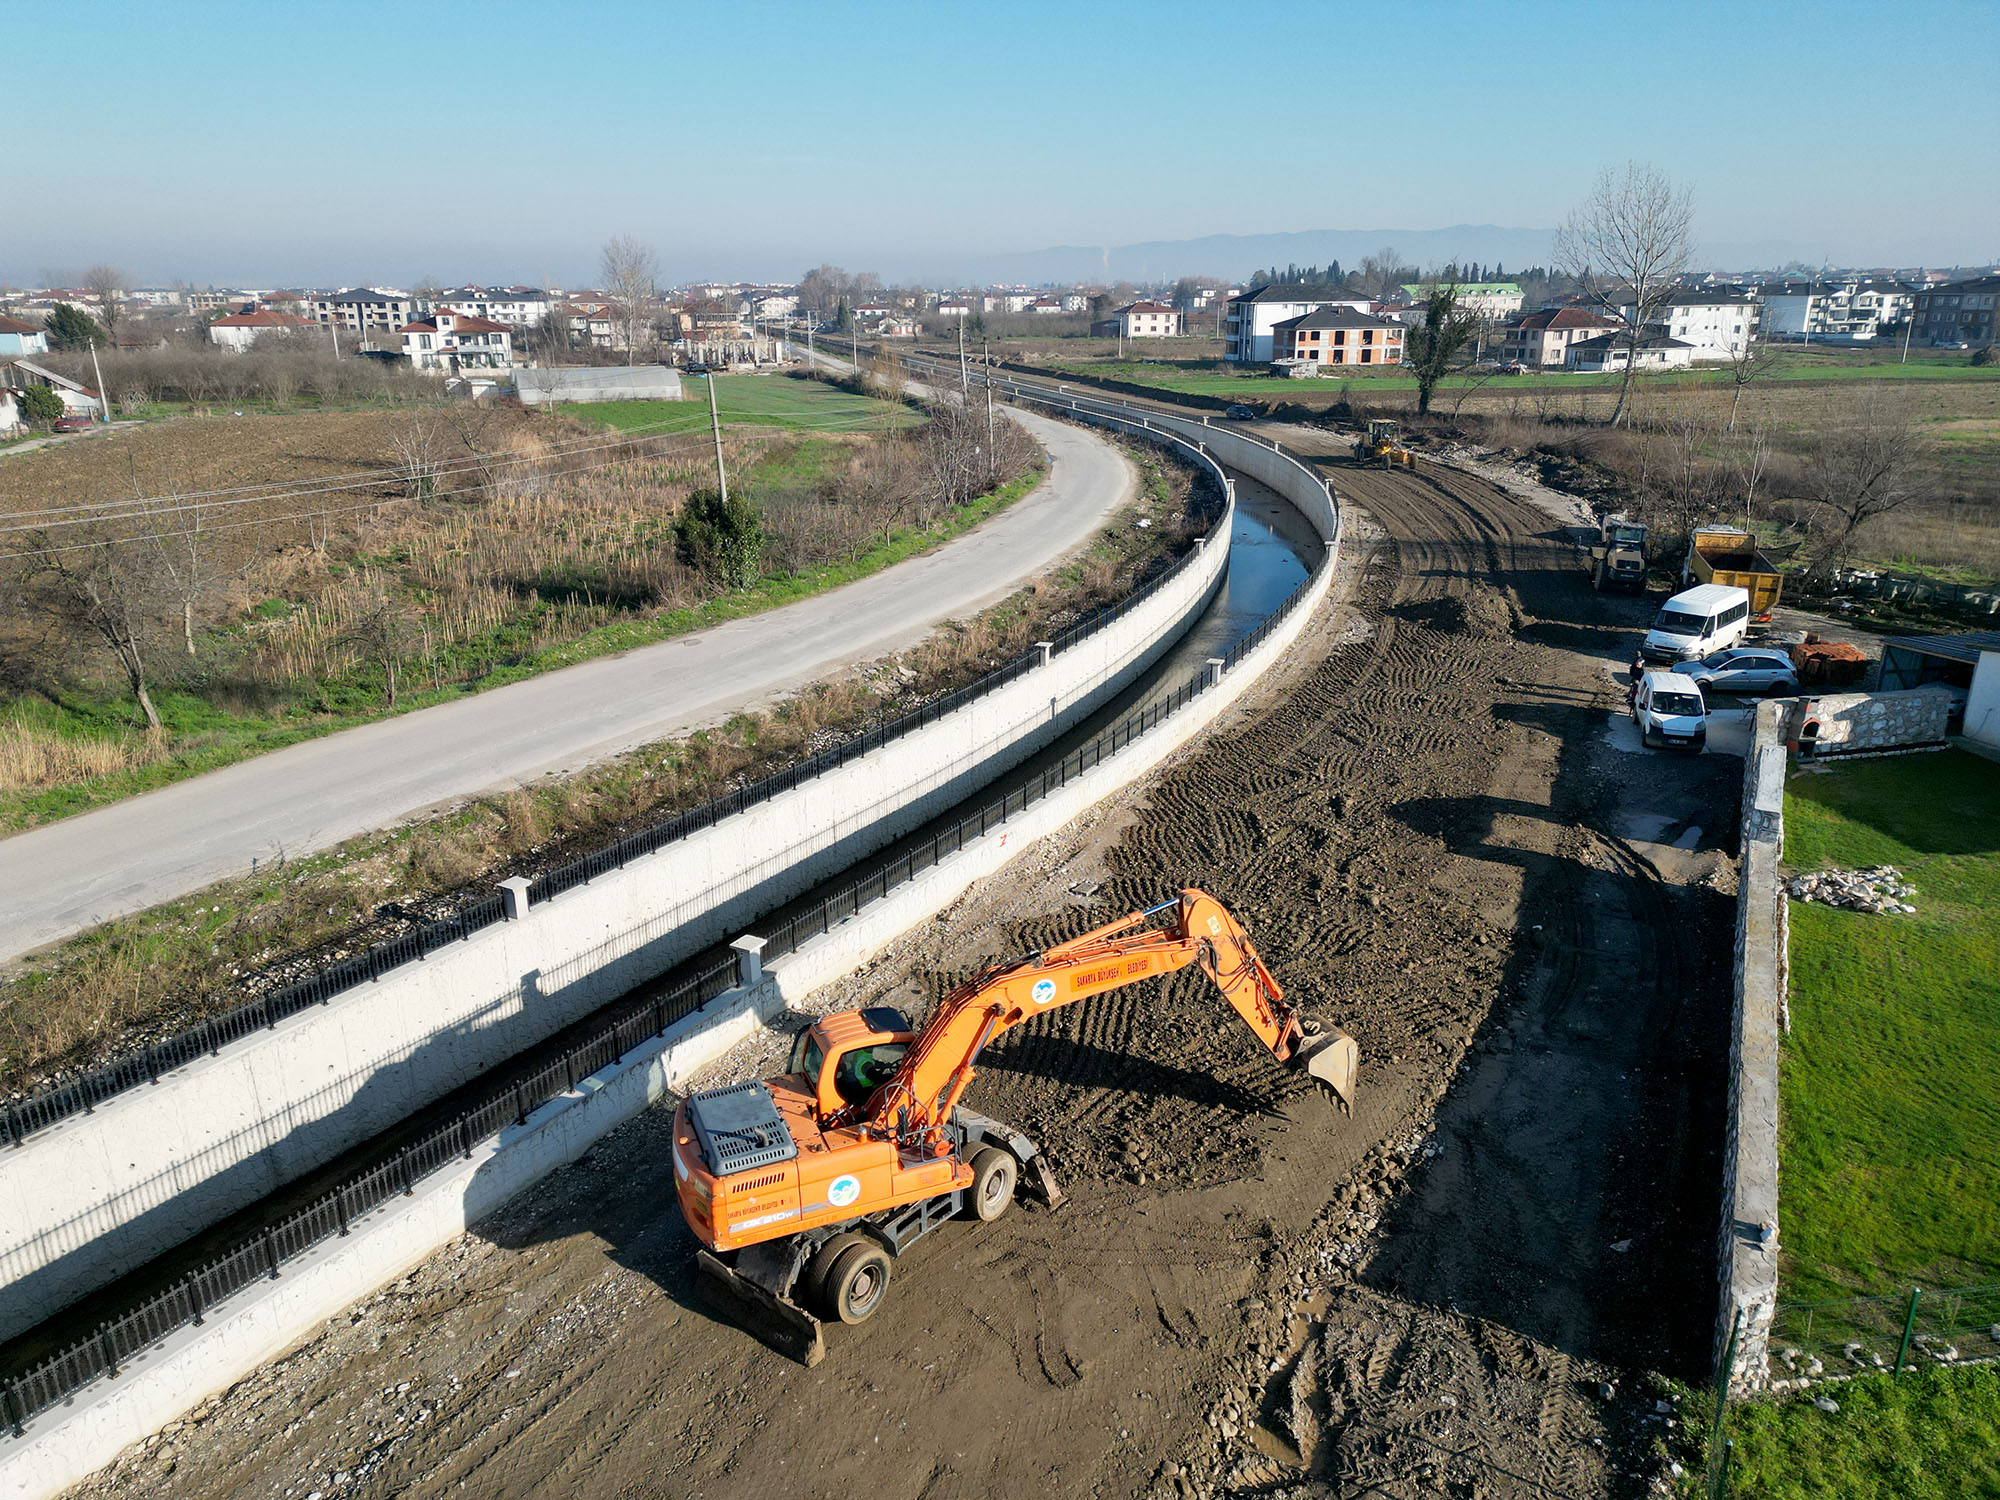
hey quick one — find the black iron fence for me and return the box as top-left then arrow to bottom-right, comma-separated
3,950 -> 738,1436
2,459 -> 1224,1149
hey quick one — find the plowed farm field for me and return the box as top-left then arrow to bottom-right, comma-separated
68,442 -> 1741,1500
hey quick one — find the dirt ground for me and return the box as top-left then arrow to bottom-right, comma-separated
65,442 -> 1743,1500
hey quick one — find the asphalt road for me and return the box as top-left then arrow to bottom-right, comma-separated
0,405 -> 1132,963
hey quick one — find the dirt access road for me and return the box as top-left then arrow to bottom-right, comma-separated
67,444 -> 1739,1500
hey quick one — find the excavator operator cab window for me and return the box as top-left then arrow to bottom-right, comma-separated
788,1032 -> 825,1084
832,1043 -> 909,1107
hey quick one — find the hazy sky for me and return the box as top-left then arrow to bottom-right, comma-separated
10,0 -> 1996,287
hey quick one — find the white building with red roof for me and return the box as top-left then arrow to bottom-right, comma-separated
1500,307 -> 1624,368
206,309 -> 314,353
397,310 -> 514,372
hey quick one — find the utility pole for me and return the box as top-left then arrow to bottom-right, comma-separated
1900,289 -> 1917,364
806,320 -> 815,370
957,315 -> 969,394
88,340 -> 109,423
704,371 -> 728,503
983,337 -> 996,482
850,316 -> 858,372
329,321 -> 340,358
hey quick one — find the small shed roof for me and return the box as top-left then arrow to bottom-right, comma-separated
1880,631 -> 2000,666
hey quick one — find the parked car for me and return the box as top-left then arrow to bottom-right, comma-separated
1633,670 -> 1709,751
1498,362 -> 1529,376
1223,404 -> 1258,420
1679,648 -> 1799,696
53,414 -> 93,432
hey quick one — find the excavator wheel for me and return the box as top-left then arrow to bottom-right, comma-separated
967,1147 -> 1018,1222
823,1241 -> 894,1325
803,1231 -> 870,1315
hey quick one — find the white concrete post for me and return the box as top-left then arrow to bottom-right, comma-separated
498,876 -> 532,921
1207,657 -> 1226,687
1036,641 -> 1053,667
731,935 -> 766,987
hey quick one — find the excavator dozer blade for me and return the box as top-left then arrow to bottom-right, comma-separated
1293,1029 -> 1358,1116
696,1250 -> 826,1367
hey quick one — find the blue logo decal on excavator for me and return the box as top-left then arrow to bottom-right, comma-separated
827,1174 -> 862,1208
1031,978 -> 1057,1005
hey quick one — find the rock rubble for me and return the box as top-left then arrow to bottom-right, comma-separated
1786,865 -> 1916,915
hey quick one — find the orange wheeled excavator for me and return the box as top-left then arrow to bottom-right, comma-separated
672,888 -> 1357,1364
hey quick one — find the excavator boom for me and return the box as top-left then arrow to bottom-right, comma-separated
672,888 -> 1356,1362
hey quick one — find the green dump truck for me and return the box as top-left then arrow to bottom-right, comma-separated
1684,526 -> 1783,618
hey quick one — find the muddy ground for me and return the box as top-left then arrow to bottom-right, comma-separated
67,442 -> 1742,1500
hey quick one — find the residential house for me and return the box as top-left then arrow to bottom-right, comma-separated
1565,333 -> 1695,372
432,287 -> 552,327
997,292 -> 1037,314
1910,275 -> 1998,349
1270,306 -> 1405,370
397,311 -> 514,372
851,303 -> 894,323
1401,282 -> 1525,320
1029,297 -> 1064,315
311,288 -> 422,335
0,316 -> 49,358
1501,308 -> 1623,367
1,358 -> 104,417
185,290 -> 245,312
935,300 -> 972,318
207,310 -> 314,352
1060,292 -> 1088,313
878,319 -> 922,338
1645,291 -> 1756,361
1224,284 -> 1372,363
1096,301 -> 1182,338
1758,279 -> 1911,341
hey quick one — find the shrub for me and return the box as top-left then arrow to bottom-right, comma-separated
674,487 -> 766,588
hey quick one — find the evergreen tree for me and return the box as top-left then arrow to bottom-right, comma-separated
45,303 -> 107,351
674,488 -> 765,588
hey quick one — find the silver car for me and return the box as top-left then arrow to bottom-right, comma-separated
1679,648 -> 1799,696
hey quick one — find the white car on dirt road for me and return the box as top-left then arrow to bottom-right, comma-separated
1632,670 -> 1709,751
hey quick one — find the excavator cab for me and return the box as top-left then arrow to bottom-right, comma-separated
789,1007 -> 917,1117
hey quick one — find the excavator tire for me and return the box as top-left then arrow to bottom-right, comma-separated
803,1231 -> 870,1315
823,1241 -> 893,1325
967,1147 -> 1018,1222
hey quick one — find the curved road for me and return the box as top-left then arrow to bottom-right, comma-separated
0,406 -> 1132,962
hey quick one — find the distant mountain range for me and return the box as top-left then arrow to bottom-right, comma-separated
912,225 -> 1558,286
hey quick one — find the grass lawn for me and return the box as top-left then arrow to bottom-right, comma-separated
564,373 -> 921,437
1779,749 -> 2000,1303
1722,1365 -> 2000,1500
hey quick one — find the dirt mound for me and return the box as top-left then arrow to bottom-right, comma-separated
1393,591 -> 1516,639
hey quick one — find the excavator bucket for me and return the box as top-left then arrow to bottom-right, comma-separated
1293,1028 -> 1358,1115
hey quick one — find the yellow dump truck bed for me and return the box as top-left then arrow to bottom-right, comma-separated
1688,529 -> 1784,615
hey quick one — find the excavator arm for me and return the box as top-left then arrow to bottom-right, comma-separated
862,888 -> 1356,1145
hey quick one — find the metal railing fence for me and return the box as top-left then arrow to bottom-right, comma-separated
2,454 -> 1224,1148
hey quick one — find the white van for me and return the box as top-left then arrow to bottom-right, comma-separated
1633,670 -> 1709,751
1640,582 -> 1752,665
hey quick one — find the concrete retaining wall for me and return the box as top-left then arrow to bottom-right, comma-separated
0,427 -> 1234,1339
1795,686 -> 1952,755
0,390 -> 1343,1500
1717,701 -> 1788,1393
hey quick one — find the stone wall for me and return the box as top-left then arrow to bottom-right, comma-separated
1717,702 -> 1788,1392
1793,686 -> 1951,755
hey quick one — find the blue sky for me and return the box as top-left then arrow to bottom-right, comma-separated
10,0 -> 1996,286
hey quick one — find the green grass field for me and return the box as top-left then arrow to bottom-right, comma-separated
1033,350 -> 1998,402
1722,1365 -> 2000,1500
1779,750 -> 2000,1303
564,373 -> 921,436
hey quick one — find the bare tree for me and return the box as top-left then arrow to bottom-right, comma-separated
337,585 -> 417,708
81,264 -> 129,343
1357,247 -> 1404,299
1722,334 -> 1770,432
1802,385 -> 1933,583
22,530 -> 167,733
128,459 -> 232,655
1733,420 -> 1773,531
389,415 -> 449,501
600,235 -> 659,365
1554,161 -> 1695,427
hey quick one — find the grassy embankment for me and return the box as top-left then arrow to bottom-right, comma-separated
0,379 -> 988,832
1711,750 -> 2000,1496
0,436 -> 1203,1095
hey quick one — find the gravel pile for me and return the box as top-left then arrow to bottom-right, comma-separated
1787,865 -> 1916,914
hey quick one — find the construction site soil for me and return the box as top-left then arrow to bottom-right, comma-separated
65,439 -> 1741,1500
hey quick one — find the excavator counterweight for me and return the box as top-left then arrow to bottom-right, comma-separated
672,888 -> 1356,1362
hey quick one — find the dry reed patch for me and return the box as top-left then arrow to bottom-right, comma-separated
0,715 -> 163,792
